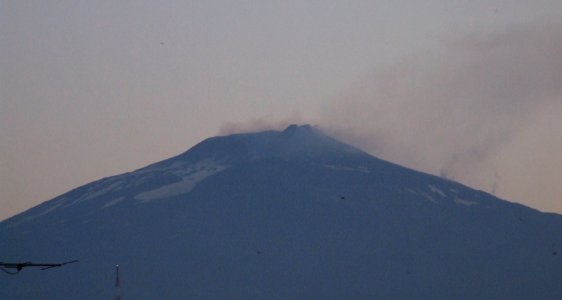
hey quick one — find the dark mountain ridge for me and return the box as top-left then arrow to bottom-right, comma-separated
1,125 -> 562,299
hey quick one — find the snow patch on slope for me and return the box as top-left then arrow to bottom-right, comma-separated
406,186 -> 446,204
63,180 -> 124,208
81,181 -> 124,202
428,185 -> 447,197
102,196 -> 126,209
421,192 -> 438,203
135,159 -> 227,203
454,198 -> 479,207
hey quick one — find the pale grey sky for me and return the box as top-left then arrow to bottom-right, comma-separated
1,1 -> 561,220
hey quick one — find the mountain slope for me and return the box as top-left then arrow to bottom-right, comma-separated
2,125 -> 562,299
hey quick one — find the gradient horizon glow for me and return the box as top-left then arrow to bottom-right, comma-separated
2,1 -> 561,220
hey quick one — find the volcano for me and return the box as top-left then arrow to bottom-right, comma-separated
2,124 -> 562,299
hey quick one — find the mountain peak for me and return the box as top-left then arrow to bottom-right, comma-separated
281,124 -> 313,135
272,124 -> 366,160
160,124 -> 369,167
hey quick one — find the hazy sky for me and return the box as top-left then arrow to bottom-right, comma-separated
1,1 -> 561,220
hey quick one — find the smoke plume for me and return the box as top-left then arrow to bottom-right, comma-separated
218,114 -> 304,136
320,19 -> 562,200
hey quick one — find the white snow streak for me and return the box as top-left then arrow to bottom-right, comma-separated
102,196 -> 125,209
83,181 -> 123,201
135,160 -> 227,203
63,180 -> 124,208
421,192 -> 438,203
428,185 -> 447,197
454,198 -> 479,207
10,199 -> 67,226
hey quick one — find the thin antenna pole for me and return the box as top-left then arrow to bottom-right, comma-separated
114,264 -> 121,300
